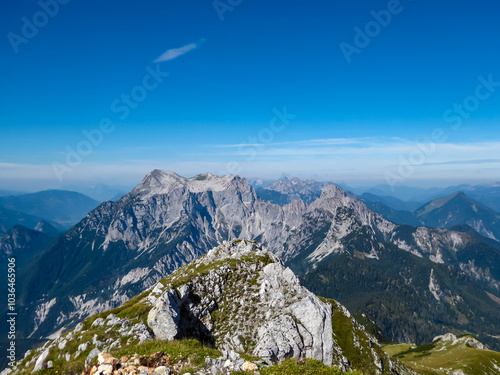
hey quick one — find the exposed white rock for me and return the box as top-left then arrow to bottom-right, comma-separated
33,348 -> 50,372
92,318 -> 105,327
432,332 -> 485,350
115,267 -> 151,287
287,295 -> 334,365
57,339 -> 67,350
429,269 -> 443,301
30,298 -> 57,336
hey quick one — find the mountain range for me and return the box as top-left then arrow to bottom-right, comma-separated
12,170 -> 500,358
351,182 -> 500,211
361,191 -> 500,242
0,190 -> 99,229
358,192 -> 422,212
62,183 -> 129,203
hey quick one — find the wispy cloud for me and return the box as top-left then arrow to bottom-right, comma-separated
214,137 -> 411,148
154,39 -> 205,63
215,137 -> 381,148
423,158 -> 500,166
212,138 -> 500,160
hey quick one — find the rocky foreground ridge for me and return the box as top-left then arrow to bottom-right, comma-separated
5,241 -> 413,375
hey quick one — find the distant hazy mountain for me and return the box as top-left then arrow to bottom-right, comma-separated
360,200 -> 422,226
354,182 -> 500,213
465,182 -> 500,212
354,184 -> 445,202
33,220 -> 61,238
362,191 -> 500,243
0,206 -> 48,236
414,192 -> 500,241
0,190 -> 99,228
0,190 -> 26,197
359,192 -> 422,211
109,192 -> 126,201
431,182 -> 500,213
256,177 -> 329,205
18,170 -> 500,352
246,177 -> 275,189
64,183 -> 130,202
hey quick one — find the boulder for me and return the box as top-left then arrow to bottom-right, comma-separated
147,289 -> 181,340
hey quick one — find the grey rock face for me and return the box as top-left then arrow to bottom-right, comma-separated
139,241 -> 397,372
254,315 -> 304,363
287,295 -> 334,365
253,262 -> 334,365
147,289 -> 181,340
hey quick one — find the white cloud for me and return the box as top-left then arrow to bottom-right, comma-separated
154,39 -> 205,63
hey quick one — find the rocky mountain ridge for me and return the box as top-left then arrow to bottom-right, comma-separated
6,241 -> 413,375
17,170 -> 500,350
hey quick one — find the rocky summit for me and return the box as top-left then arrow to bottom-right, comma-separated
6,240 -> 412,375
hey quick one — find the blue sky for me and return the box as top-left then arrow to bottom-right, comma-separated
1,0 -> 500,191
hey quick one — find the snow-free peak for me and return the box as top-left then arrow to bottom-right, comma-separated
131,169 -> 243,198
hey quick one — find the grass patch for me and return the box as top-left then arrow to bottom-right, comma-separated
111,339 -> 221,369
393,341 -> 437,358
233,358 -> 358,375
384,339 -> 500,375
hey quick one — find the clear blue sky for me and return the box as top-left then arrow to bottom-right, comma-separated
1,0 -> 500,191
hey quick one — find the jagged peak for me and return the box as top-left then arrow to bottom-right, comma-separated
130,170 -> 245,199
201,239 -> 280,265
319,184 -> 347,199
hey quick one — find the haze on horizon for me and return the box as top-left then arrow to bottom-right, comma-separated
1,0 -> 500,192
